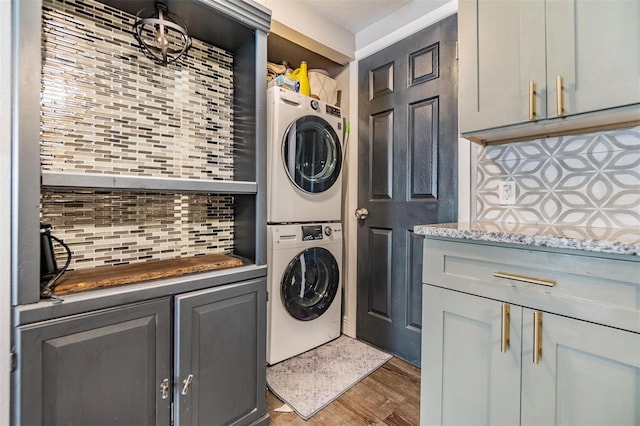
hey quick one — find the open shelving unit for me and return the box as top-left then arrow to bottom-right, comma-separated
12,0 -> 270,308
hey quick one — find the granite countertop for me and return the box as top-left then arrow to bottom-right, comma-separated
414,222 -> 640,257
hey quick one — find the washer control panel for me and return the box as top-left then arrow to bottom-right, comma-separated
302,225 -> 323,241
271,223 -> 342,246
326,104 -> 341,118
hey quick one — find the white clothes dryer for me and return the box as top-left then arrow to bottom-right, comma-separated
267,87 -> 343,223
267,222 -> 342,365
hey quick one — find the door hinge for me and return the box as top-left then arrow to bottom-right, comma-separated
266,291 -> 269,302
10,352 -> 16,372
455,40 -> 459,60
171,402 -> 174,426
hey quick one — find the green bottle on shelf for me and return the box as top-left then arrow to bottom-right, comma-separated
290,61 -> 310,96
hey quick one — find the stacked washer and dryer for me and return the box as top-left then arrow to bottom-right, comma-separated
266,86 -> 344,365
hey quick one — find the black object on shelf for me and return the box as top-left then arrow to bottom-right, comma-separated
40,223 -> 72,298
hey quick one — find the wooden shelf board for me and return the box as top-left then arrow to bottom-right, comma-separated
53,253 -> 244,295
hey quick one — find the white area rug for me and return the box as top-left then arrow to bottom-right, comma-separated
266,335 -> 392,420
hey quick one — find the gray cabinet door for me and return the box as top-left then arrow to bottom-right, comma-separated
521,309 -> 640,426
421,285 -> 522,425
459,0 -> 546,133
16,298 -> 172,426
175,278 -> 267,426
546,0 -> 640,117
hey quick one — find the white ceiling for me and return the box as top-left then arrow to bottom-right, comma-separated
296,0 -> 414,33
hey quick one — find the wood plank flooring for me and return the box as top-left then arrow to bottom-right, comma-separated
267,357 -> 421,425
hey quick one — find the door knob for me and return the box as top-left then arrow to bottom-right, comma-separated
354,208 -> 369,220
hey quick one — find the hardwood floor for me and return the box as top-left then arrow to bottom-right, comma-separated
267,357 -> 421,425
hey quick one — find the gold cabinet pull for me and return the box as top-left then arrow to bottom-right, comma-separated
529,80 -> 536,121
494,272 -> 556,287
556,75 -> 564,117
501,304 -> 510,353
533,311 -> 542,364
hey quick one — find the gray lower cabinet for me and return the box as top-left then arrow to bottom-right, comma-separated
421,238 -> 640,425
16,298 -> 172,426
175,278 -> 267,426
422,286 -> 522,425
521,308 -> 639,426
15,278 -> 268,426
422,286 -> 640,425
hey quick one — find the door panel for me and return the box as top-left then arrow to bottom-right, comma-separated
458,0 -> 546,132
175,279 -> 266,426
17,299 -> 171,426
408,42 -> 438,85
367,227 -> 393,320
408,97 -> 438,199
357,14 -> 458,364
370,110 -> 394,199
369,62 -> 394,99
406,231 -> 424,332
521,309 -> 640,426
421,286 -> 522,425
546,0 -> 640,116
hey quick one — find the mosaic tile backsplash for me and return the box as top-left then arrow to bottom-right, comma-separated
42,190 -> 235,271
39,0 -> 238,270
476,126 -> 640,228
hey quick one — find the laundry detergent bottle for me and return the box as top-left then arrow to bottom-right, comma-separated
290,61 -> 310,96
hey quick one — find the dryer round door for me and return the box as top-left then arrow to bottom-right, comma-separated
281,247 -> 340,321
282,115 -> 342,194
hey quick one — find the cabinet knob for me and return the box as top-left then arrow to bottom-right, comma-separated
160,378 -> 170,399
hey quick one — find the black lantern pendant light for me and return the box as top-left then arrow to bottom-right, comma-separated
133,1 -> 192,65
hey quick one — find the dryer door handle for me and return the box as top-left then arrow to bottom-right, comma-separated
354,208 -> 369,220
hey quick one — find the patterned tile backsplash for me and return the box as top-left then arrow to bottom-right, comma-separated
39,0 -> 238,269
476,125 -> 640,228
42,190 -> 235,271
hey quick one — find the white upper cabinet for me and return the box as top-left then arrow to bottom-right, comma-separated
459,0 -> 640,143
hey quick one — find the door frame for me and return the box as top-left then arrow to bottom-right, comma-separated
341,2 -> 471,337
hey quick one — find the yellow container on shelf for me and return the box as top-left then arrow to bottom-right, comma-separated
289,61 -> 310,96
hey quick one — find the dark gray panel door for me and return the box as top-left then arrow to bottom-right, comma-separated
357,15 -> 458,365
16,298 -> 172,426
175,278 -> 267,426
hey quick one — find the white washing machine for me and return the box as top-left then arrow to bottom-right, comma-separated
267,86 -> 343,223
267,222 -> 342,365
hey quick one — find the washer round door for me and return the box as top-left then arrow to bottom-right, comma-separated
281,247 -> 340,321
282,115 -> 342,194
